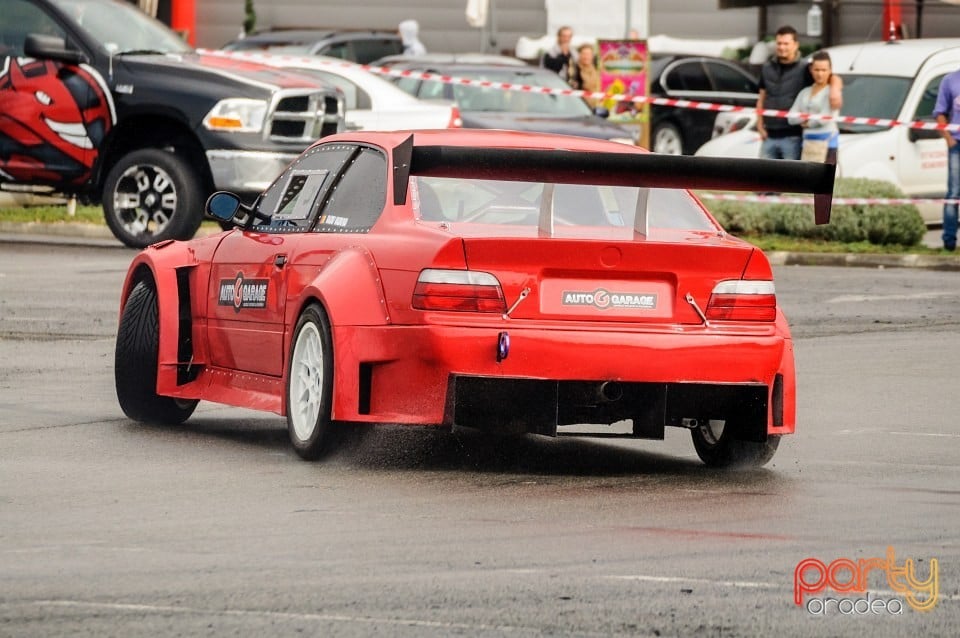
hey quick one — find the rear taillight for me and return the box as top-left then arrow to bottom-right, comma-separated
447,105 -> 463,128
705,280 -> 777,321
412,269 -> 506,313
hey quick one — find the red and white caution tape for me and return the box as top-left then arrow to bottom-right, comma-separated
698,193 -> 957,206
201,49 -> 960,133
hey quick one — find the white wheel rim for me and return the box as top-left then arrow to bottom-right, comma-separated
289,321 -> 325,442
654,128 -> 682,155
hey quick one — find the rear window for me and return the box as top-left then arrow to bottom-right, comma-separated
413,177 -> 716,233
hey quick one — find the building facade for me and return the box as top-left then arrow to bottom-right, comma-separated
185,1 -> 960,54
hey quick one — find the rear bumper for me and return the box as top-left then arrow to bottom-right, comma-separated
331,324 -> 795,438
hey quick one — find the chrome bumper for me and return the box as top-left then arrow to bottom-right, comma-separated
206,150 -> 299,193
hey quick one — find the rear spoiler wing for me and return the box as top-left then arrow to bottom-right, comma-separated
392,137 -> 835,227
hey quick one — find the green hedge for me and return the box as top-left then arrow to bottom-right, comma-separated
699,178 -> 927,247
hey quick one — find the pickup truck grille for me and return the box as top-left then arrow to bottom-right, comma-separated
268,90 -> 343,143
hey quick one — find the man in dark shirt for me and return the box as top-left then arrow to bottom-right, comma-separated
541,26 -> 575,84
756,25 -> 842,160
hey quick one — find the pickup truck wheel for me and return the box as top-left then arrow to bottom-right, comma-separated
286,304 -> 340,461
115,278 -> 198,424
104,149 -> 203,248
691,419 -> 780,468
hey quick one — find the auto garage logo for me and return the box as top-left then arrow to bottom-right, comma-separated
794,547 -> 938,615
562,288 -> 656,310
218,273 -> 268,312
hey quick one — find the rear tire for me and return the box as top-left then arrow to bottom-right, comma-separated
103,148 -> 204,248
286,304 -> 340,460
115,278 -> 198,424
691,419 -> 779,468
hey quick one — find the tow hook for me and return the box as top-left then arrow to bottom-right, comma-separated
685,293 -> 710,327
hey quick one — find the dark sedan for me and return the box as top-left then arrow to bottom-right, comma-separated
388,63 -> 636,145
647,55 -> 759,155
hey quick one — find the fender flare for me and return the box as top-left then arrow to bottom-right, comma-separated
290,245 -> 390,329
118,242 -> 201,389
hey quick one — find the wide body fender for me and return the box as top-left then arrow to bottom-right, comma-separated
118,236 -> 224,396
288,245 -> 390,420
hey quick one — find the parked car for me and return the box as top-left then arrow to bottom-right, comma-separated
222,29 -> 403,65
115,128 -> 835,467
696,39 -> 960,224
217,53 -> 463,131
386,63 -> 636,144
0,0 -> 343,247
644,55 -> 759,155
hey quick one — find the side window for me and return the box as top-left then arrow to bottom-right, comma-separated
1,0 -> 66,57
665,61 -> 711,92
316,147 -> 387,233
352,39 -> 400,65
418,78 -> 447,101
395,77 -> 420,96
915,74 -> 946,121
707,62 -> 758,94
254,144 -> 355,232
321,42 -> 349,60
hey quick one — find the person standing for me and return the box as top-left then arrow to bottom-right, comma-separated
756,25 -> 841,160
541,25 -> 575,84
934,68 -> 960,251
569,44 -> 600,107
398,19 -> 426,57
788,51 -> 840,164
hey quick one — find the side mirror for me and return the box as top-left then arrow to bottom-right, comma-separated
908,125 -> 944,142
594,106 -> 610,119
206,191 -> 242,222
24,34 -> 88,65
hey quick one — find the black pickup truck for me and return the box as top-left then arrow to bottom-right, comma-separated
0,0 -> 344,247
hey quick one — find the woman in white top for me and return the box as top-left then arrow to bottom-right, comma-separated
788,51 -> 841,164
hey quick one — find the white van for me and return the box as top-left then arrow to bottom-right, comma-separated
696,39 -> 960,223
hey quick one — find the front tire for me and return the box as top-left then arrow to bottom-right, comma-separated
652,122 -> 684,155
115,278 -> 198,424
103,148 -> 204,248
286,304 -> 338,460
691,420 -> 780,468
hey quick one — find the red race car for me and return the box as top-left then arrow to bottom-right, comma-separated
115,129 -> 834,467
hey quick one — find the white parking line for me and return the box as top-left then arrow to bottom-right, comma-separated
16,600 -> 560,634
827,292 -> 957,303
603,575 -> 959,602
605,575 -> 781,589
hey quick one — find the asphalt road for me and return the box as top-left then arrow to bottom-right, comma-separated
1,242 -> 959,637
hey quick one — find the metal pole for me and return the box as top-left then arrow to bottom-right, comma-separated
626,0 -> 632,38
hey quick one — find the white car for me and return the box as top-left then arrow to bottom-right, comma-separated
696,38 -> 960,224
214,52 -> 462,131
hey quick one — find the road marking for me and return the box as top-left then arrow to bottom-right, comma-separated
827,292 -> 957,303
606,575 -> 781,589
602,576 -> 960,602
832,429 -> 960,439
888,431 -> 960,438
16,600 -> 576,634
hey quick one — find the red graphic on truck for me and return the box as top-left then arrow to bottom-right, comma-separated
0,57 -> 114,184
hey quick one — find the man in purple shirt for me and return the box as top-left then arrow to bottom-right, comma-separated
933,70 -> 960,251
